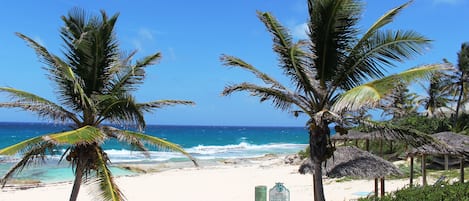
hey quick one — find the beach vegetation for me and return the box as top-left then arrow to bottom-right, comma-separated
0,8 -> 197,201
221,0 -> 447,200
358,182 -> 469,201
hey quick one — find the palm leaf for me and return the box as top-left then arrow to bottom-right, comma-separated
16,32 -> 93,111
222,83 -> 310,113
45,126 -> 106,145
93,147 -> 124,201
95,94 -> 146,130
257,12 -> 315,93
108,128 -> 198,167
359,1 -> 412,47
0,136 -> 46,156
1,142 -> 55,187
109,52 -> 161,93
332,64 -> 446,112
137,100 -> 195,113
308,0 -> 361,83
220,54 -> 287,89
0,87 -> 80,124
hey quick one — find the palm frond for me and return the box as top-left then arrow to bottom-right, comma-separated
0,136 -> 45,156
222,83 -> 310,113
0,87 -> 80,124
95,94 -> 146,130
220,54 -> 286,89
16,32 -> 93,112
45,126 -> 106,145
108,52 -> 161,93
361,119 -> 452,151
101,126 -> 149,157
332,64 -> 447,112
1,142 -> 55,187
257,12 -> 315,93
107,128 -> 198,167
308,0 -> 361,83
93,146 -> 124,201
339,30 -> 431,90
137,100 -> 195,113
360,1 -> 412,46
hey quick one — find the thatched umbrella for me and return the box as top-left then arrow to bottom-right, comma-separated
331,130 -> 372,151
407,131 -> 468,185
299,146 -> 402,197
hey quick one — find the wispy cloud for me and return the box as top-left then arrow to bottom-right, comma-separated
291,22 -> 309,39
131,28 -> 158,52
433,0 -> 464,5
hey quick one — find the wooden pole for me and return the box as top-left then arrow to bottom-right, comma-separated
461,157 -> 465,184
355,139 -> 358,147
374,178 -> 379,198
380,178 -> 385,197
410,156 -> 414,186
444,155 -> 449,170
422,154 -> 427,186
379,139 -> 383,157
366,139 -> 370,152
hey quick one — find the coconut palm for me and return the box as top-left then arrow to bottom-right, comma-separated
221,0 -> 444,200
0,9 -> 197,201
418,71 -> 453,117
452,43 -> 469,118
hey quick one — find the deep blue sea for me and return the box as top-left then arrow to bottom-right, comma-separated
0,122 -> 310,183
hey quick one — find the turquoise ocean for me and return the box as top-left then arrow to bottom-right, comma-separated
0,122 -> 312,184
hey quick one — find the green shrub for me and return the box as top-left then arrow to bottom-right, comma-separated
358,182 -> 469,201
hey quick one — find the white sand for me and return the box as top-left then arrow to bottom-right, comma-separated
0,159 -> 420,201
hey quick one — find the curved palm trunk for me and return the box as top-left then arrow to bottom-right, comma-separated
69,161 -> 85,201
308,123 -> 331,201
455,73 -> 465,120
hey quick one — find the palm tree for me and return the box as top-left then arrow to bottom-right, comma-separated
418,71 -> 453,117
453,43 -> 469,119
221,0 -> 443,200
0,9 -> 197,201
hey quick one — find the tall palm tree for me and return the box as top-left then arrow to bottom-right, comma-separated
221,0 -> 444,200
453,43 -> 469,118
0,9 -> 197,201
418,71 -> 453,117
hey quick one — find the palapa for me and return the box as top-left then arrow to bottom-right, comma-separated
299,146 -> 402,178
299,146 -> 402,198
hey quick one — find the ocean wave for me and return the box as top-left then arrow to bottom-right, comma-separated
0,143 -> 307,164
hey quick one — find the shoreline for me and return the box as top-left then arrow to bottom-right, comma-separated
0,154 -> 424,201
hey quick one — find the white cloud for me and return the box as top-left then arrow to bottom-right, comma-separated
138,28 -> 154,41
433,0 -> 464,5
292,22 -> 309,39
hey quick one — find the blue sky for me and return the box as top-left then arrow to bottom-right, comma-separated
0,0 -> 468,127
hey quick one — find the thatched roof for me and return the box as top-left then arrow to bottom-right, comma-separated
331,130 -> 371,141
299,146 -> 402,179
408,132 -> 469,157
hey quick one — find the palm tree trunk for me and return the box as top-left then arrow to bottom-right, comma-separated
309,123 -> 330,201
69,161 -> 85,201
312,162 -> 325,201
455,75 -> 465,120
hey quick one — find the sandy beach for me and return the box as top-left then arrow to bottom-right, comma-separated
0,155 -> 424,201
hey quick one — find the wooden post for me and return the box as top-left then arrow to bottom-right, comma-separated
390,141 -> 393,153
380,178 -> 385,197
461,157 -> 465,184
374,178 -> 379,198
410,156 -> 414,186
422,154 -> 427,186
366,139 -> 370,152
355,139 -> 358,147
444,155 -> 449,170
379,139 -> 383,157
